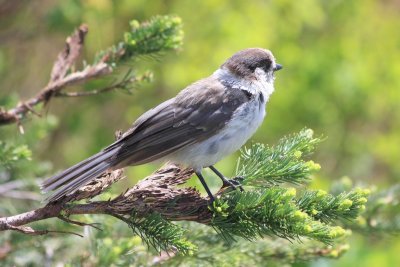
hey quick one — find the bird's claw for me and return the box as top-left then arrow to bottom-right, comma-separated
222,177 -> 244,192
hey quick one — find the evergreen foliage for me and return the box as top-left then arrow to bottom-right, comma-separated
128,212 -> 196,255
95,15 -> 183,65
236,129 -> 321,187
298,188 -> 369,223
123,129 -> 368,255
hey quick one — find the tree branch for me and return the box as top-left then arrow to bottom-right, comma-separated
0,24 -> 113,128
0,164 -> 212,235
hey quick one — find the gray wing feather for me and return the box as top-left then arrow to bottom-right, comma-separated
107,77 -> 250,167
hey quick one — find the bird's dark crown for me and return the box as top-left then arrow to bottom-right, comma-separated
222,48 -> 275,79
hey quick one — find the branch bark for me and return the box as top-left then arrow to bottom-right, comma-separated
0,164 -> 213,235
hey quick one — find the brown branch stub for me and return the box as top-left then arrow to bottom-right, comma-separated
50,24 -> 89,83
58,215 -> 102,231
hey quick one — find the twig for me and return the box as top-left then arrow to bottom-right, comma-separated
57,215 -> 102,231
4,222 -> 83,237
20,102 -> 42,117
54,85 -> 121,97
54,72 -> 139,97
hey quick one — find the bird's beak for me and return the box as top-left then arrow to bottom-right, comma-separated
274,64 -> 283,72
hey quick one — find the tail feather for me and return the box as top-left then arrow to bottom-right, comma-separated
44,162 -> 111,202
42,149 -> 116,192
41,152 -> 105,189
41,148 -> 119,202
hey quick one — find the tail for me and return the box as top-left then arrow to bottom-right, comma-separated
41,147 -> 119,203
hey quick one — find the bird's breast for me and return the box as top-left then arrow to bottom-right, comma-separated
168,98 -> 266,170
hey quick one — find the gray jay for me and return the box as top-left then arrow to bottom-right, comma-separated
41,48 -> 282,202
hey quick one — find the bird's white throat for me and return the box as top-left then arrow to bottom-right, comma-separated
214,67 -> 275,101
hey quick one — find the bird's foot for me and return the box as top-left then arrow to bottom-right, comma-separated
222,177 -> 244,192
233,176 -> 245,185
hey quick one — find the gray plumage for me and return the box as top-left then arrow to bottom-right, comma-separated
41,48 -> 281,202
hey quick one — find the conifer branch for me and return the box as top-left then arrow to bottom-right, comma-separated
128,212 -> 196,255
0,130 -> 368,255
236,129 -> 322,187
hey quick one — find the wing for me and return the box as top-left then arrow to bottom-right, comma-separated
105,77 -> 251,167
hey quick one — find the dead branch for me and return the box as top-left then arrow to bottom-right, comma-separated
0,164 -> 214,236
0,24 -> 114,127
50,24 -> 88,82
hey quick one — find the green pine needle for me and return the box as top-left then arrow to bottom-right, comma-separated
236,128 -> 322,187
297,188 -> 370,223
96,15 -> 183,65
122,15 -> 183,59
211,187 -> 355,245
128,212 -> 196,255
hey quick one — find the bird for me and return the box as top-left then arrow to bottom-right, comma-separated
41,48 -> 282,203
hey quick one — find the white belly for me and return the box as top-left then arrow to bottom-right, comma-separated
168,98 -> 266,170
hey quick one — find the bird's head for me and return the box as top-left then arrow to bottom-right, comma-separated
221,48 -> 282,83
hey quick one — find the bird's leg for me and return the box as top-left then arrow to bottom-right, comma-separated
195,171 -> 215,202
209,165 -> 244,192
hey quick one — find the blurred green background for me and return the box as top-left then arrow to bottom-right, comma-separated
1,0 -> 400,266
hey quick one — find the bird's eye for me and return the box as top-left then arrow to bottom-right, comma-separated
262,61 -> 272,72
247,64 -> 258,72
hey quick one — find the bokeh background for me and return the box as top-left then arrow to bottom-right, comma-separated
1,0 -> 400,266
